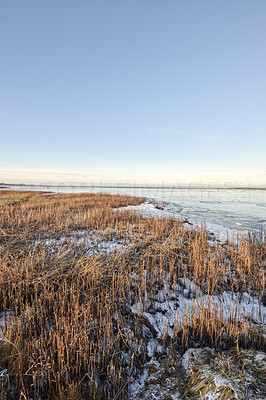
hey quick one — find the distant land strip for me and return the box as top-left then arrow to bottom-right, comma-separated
1,183 -> 266,190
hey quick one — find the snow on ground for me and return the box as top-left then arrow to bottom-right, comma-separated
32,227 -> 137,255
2,200 -> 264,398
116,200 -> 266,330
115,200 -> 249,243
0,368 -> 8,384
128,357 -> 183,400
0,312 -> 8,340
130,273 -> 266,339
0,311 -> 14,341
115,201 -> 178,219
117,200 -> 266,398
182,347 -> 215,374
128,272 -> 266,398
181,347 -> 266,399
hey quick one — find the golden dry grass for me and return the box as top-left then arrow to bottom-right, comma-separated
0,191 -> 265,399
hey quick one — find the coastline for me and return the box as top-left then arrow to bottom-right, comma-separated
2,182 -> 266,190
118,198 -> 262,243
0,191 -> 265,399
1,185 -> 266,233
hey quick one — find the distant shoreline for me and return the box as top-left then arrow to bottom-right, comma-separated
1,183 -> 266,190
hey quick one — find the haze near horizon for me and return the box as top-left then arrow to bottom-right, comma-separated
0,1 -> 265,186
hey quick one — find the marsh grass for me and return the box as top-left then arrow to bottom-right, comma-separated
0,191 -> 265,399
182,348 -> 266,399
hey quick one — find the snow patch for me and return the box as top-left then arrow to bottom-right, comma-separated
32,228 -> 138,255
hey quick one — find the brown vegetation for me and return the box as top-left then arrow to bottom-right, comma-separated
0,191 -> 265,399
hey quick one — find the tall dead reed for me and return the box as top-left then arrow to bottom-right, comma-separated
0,191 -> 265,399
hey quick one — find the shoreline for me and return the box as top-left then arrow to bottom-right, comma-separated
0,191 -> 265,399
1,187 -> 265,234
2,183 -> 266,190
120,198 -> 264,242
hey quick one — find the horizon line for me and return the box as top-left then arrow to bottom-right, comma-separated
1,182 -> 266,190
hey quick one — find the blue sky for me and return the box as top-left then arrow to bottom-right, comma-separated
0,0 -> 266,185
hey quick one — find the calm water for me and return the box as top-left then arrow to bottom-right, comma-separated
4,185 -> 266,232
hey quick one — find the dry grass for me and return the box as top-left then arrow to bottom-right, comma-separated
0,191 -> 265,399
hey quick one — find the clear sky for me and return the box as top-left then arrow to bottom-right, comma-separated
0,0 -> 266,186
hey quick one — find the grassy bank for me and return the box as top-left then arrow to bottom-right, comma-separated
0,191 -> 265,399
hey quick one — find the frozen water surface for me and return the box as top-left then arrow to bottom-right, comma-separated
5,185 -> 266,232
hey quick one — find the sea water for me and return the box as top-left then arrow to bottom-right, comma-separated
4,185 -> 266,232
